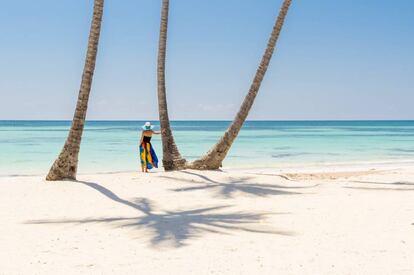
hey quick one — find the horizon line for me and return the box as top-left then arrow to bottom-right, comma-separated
1,119 -> 414,122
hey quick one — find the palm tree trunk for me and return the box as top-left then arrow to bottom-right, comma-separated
157,0 -> 186,171
46,0 -> 104,181
187,0 -> 292,170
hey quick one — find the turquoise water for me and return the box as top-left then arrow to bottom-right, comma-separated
1,120 -> 414,176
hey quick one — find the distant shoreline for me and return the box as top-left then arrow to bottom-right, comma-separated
3,159 -> 414,178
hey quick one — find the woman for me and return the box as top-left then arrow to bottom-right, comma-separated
139,122 -> 160,172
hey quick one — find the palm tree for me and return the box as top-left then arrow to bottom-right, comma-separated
188,0 -> 292,170
157,0 -> 187,171
46,0 -> 105,181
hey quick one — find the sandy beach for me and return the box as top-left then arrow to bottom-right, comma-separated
1,164 -> 413,274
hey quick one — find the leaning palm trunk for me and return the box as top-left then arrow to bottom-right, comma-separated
46,0 -> 104,181
187,0 -> 292,170
157,0 -> 186,171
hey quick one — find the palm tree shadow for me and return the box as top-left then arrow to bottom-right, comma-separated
26,181 -> 292,248
161,170 -> 312,198
351,180 -> 414,186
345,180 -> 414,191
181,170 -> 221,183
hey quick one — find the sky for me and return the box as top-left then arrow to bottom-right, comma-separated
0,0 -> 413,120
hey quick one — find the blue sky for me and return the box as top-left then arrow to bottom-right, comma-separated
0,0 -> 413,120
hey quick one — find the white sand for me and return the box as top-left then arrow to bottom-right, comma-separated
1,165 -> 414,274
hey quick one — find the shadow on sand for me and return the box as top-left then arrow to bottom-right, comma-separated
345,180 -> 414,191
26,181 -> 292,248
160,170 -> 314,198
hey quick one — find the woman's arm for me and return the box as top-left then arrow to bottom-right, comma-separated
152,130 -> 161,134
139,131 -> 144,145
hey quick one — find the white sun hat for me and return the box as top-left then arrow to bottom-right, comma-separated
142,121 -> 154,131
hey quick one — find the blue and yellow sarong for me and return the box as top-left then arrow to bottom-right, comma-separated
140,142 -> 158,170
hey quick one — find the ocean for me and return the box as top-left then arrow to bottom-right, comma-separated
1,120 -> 414,176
